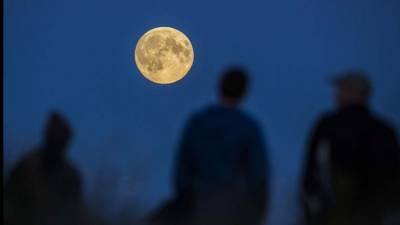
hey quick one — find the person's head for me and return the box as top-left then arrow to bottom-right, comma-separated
331,70 -> 372,108
218,66 -> 249,107
42,112 -> 73,160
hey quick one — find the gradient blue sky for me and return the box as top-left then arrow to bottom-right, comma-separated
4,0 -> 400,224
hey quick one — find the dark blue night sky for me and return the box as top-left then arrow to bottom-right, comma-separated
4,0 -> 400,224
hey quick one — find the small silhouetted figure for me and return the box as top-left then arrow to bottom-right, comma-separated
151,67 -> 269,225
4,112 -> 84,225
302,70 -> 400,225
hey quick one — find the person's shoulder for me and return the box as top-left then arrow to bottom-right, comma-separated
369,113 -> 398,136
236,109 -> 263,132
6,150 -> 40,184
314,111 -> 337,127
188,105 -> 220,123
186,107 -> 210,126
63,160 -> 82,184
13,150 -> 40,171
65,160 -> 80,176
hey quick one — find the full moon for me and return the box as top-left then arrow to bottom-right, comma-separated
134,27 -> 194,84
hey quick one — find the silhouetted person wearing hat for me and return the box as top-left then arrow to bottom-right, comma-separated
4,112 -> 85,225
150,67 -> 269,225
302,70 -> 400,225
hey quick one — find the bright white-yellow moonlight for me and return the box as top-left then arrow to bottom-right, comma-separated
134,27 -> 194,84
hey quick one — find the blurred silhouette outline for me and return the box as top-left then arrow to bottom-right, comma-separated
302,70 -> 400,225
149,66 -> 270,225
4,112 -> 85,225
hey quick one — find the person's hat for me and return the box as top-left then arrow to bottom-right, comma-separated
331,70 -> 372,97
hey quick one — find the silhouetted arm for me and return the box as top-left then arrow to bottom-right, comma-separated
4,165 -> 23,225
246,125 -> 268,218
4,158 -> 33,225
375,126 -> 400,177
302,118 -> 326,196
371,125 -> 400,206
67,168 -> 86,225
359,122 -> 400,215
174,119 -> 196,199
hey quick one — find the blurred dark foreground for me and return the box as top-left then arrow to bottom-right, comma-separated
3,69 -> 400,225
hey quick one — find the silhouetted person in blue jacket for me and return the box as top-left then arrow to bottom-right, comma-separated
151,67 -> 269,225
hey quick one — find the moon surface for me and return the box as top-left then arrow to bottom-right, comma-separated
134,27 -> 194,84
